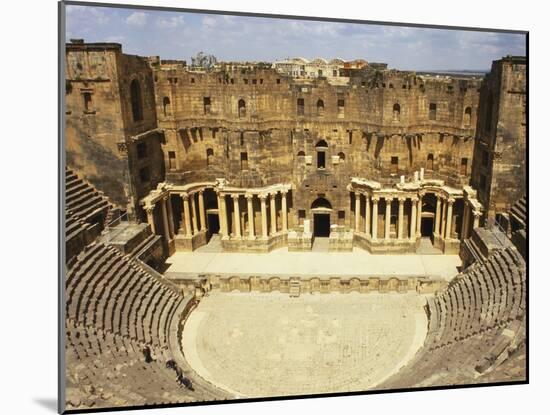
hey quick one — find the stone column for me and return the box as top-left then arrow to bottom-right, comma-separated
410,197 -> 417,240
355,192 -> 361,232
166,195 -> 175,238
146,206 -> 156,234
434,196 -> 441,237
161,196 -> 171,241
260,194 -> 268,238
461,203 -> 470,240
385,197 -> 391,240
371,196 -> 379,240
440,200 -> 447,238
190,193 -> 198,235
473,212 -> 481,230
198,190 -> 206,232
182,194 -> 192,237
246,194 -> 255,239
232,194 -> 241,238
217,193 -> 228,238
270,192 -> 277,235
281,190 -> 288,233
398,197 -> 404,240
445,198 -> 454,240
416,192 -> 423,237
364,193 -> 371,237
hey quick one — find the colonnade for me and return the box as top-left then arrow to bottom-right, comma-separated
217,190 -> 289,239
178,190 -> 207,237
145,195 -> 176,242
351,191 -> 462,241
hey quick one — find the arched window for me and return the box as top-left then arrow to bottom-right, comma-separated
338,152 -> 345,161
393,103 -> 401,120
315,139 -> 328,148
427,153 -> 434,170
317,99 -> 324,116
464,106 -> 472,127
297,150 -> 305,158
311,197 -> 332,209
316,140 -> 328,169
238,99 -> 246,118
162,96 -> 170,117
206,148 -> 214,166
130,79 -> 143,122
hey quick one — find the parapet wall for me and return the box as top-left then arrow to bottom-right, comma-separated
166,274 -> 448,297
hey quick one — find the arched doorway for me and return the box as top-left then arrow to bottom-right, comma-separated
204,189 -> 220,241
420,194 -> 437,239
311,197 -> 332,237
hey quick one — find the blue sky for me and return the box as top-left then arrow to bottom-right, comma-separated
66,5 -> 526,71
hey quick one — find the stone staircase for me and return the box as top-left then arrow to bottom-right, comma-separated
312,237 -> 329,252
416,237 -> 442,254
289,278 -> 301,298
196,234 -> 223,253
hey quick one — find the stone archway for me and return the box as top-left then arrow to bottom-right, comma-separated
311,197 -> 332,237
420,194 -> 437,241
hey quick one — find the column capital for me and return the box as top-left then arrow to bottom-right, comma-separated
473,211 -> 482,218
418,190 -> 426,198
162,195 -> 169,202
180,193 -> 189,201
398,196 -> 406,203
410,196 -> 419,202
145,205 -> 155,214
448,197 -> 455,205
244,193 -> 254,200
259,193 -> 268,200
384,195 -> 394,201
371,195 -> 380,202
198,189 -> 204,195
231,193 -> 240,200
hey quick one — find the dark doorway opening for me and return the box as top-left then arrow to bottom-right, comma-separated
314,213 -> 330,237
421,217 -> 434,237
207,213 -> 220,240
317,151 -> 326,169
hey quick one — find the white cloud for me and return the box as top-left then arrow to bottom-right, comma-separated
126,11 -> 147,27
202,16 -> 218,28
104,35 -> 125,43
66,6 -> 110,25
156,15 -> 185,29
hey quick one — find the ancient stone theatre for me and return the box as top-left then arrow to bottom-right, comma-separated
63,39 -> 527,410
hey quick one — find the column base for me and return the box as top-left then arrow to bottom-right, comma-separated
174,230 -> 207,251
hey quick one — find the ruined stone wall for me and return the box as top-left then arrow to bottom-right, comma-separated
471,57 -> 527,221
116,53 -> 164,216
153,64 -> 480,225
65,44 -> 130,208
65,44 -> 163,217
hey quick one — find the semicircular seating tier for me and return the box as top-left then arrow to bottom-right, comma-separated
65,168 -> 112,262
65,243 -> 229,409
379,246 -> 526,389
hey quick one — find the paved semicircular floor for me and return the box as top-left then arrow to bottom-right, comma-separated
182,291 -> 428,398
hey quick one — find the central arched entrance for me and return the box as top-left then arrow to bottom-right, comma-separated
311,197 -> 332,237
420,194 -> 437,240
